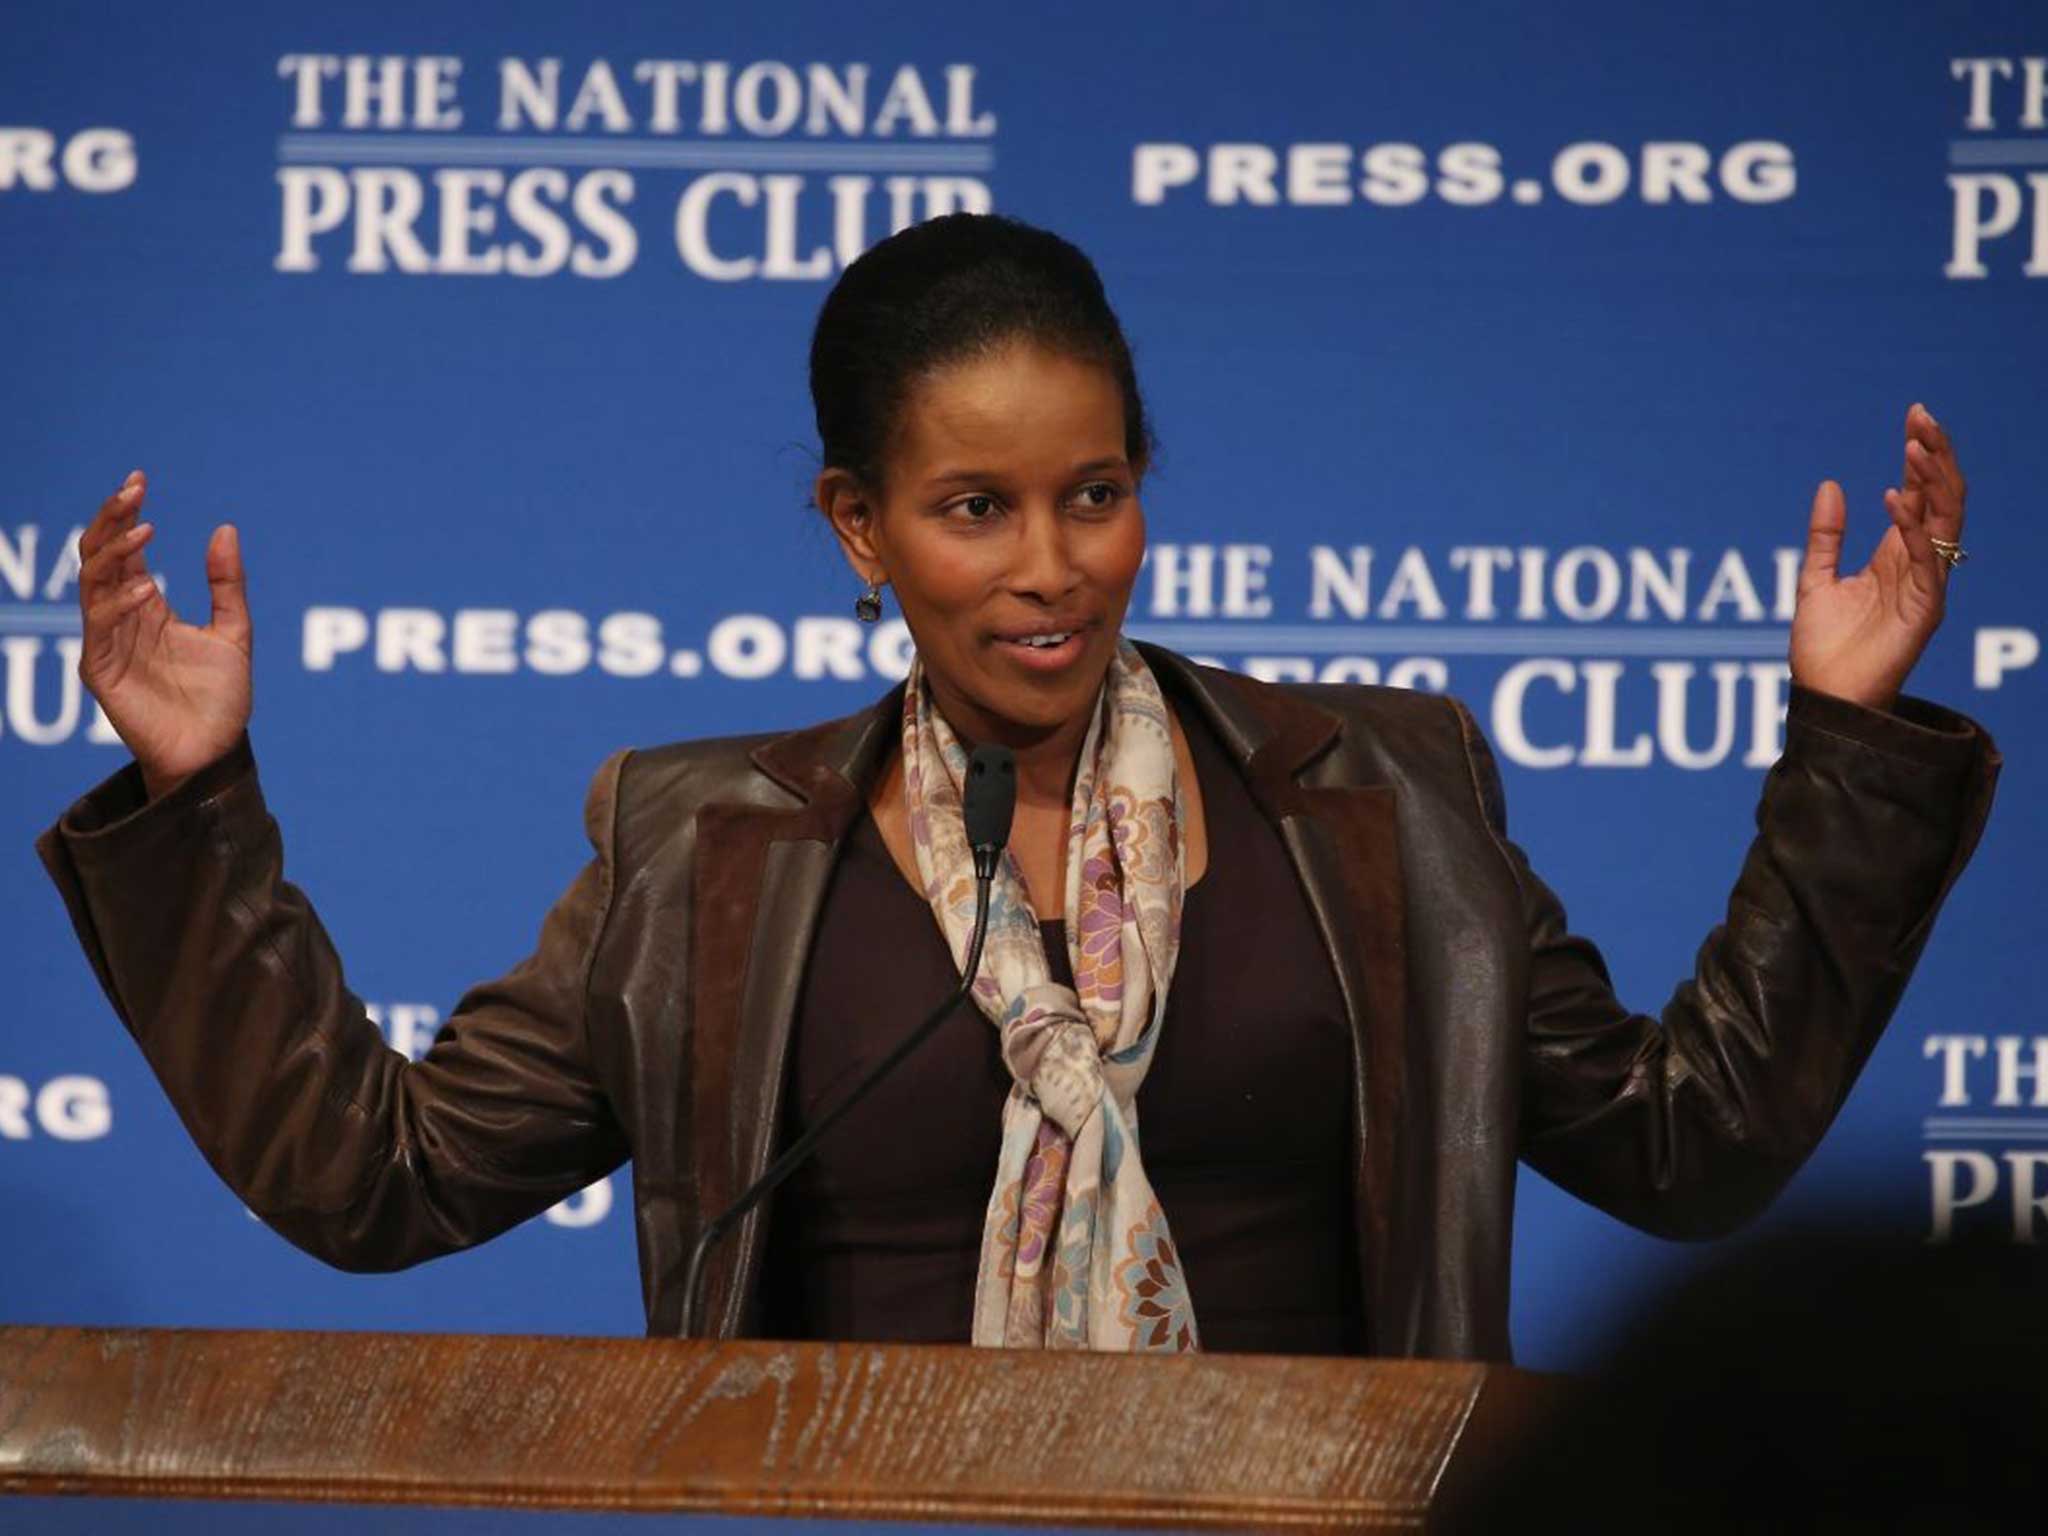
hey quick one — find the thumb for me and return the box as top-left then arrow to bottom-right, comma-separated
1797,479 -> 1846,597
207,523 -> 251,650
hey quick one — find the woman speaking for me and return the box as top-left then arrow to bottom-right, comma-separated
40,213 -> 1998,1360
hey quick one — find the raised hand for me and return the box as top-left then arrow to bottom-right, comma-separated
77,470 -> 253,799
1790,403 -> 1967,713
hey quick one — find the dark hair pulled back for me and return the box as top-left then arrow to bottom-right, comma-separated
808,212 -> 1154,499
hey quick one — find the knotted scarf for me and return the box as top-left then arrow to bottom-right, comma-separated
900,637 -> 1199,1351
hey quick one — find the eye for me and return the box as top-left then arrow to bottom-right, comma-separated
1073,482 -> 1124,512
953,493 -> 1000,521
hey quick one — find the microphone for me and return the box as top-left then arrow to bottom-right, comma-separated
963,744 -> 1015,881
677,742 -> 1017,1338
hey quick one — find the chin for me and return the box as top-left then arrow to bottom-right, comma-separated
965,648 -> 1115,735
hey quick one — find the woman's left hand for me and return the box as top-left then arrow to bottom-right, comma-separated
1789,402 -> 1968,712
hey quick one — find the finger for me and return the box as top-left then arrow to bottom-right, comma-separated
78,487 -> 140,565
83,576 -> 160,650
1884,485 -> 1942,579
1798,479 -> 1847,595
1905,403 -> 1966,506
1908,401 -> 1950,455
79,520 -> 154,603
1905,438 -> 1965,535
80,472 -> 145,563
1883,484 -> 1950,608
206,524 -> 250,650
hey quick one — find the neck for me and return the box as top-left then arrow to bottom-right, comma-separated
922,671 -> 1101,811
1006,713 -> 1094,809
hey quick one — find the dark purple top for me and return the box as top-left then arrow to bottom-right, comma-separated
758,703 -> 1363,1354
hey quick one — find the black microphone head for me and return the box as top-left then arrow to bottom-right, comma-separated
963,744 -> 1017,856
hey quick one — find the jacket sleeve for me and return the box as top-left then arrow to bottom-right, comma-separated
34,734 -> 634,1271
1454,683 -> 2001,1239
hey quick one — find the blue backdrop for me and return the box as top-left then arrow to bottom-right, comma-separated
4,0 -> 2041,1369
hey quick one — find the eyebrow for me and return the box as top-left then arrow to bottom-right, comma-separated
922,456 -> 1128,488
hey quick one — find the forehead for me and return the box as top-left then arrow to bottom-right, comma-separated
890,342 -> 1125,484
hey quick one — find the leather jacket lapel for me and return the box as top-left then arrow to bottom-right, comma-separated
1291,783 -> 1407,1340
687,691 -> 899,1337
1138,644 -> 1408,1348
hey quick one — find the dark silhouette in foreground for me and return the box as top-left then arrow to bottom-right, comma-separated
1446,1224 -> 2048,1533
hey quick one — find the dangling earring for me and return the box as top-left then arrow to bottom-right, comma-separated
854,578 -> 884,624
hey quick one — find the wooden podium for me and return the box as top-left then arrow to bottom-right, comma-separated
0,1326 -> 1562,1530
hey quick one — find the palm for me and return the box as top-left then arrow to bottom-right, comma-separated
1787,406 -> 1966,712
1790,521 -> 1943,709
92,591 -> 252,780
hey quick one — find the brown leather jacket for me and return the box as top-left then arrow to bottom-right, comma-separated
38,643 -> 2000,1360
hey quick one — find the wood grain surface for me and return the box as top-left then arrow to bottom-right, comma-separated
0,1327 -> 1553,1530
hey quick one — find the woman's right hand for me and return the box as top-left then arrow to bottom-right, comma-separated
78,470 -> 253,800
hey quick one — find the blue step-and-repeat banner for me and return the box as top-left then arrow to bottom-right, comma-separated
4,0 -> 2042,1369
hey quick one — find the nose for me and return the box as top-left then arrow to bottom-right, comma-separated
1007,503 -> 1079,603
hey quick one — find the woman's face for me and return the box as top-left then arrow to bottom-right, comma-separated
820,340 -> 1147,747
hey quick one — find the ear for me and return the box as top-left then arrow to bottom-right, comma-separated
815,466 -> 887,585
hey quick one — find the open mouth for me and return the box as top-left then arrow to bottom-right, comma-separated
994,623 -> 1093,670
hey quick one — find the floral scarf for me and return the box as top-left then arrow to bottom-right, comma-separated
900,637 -> 1199,1351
